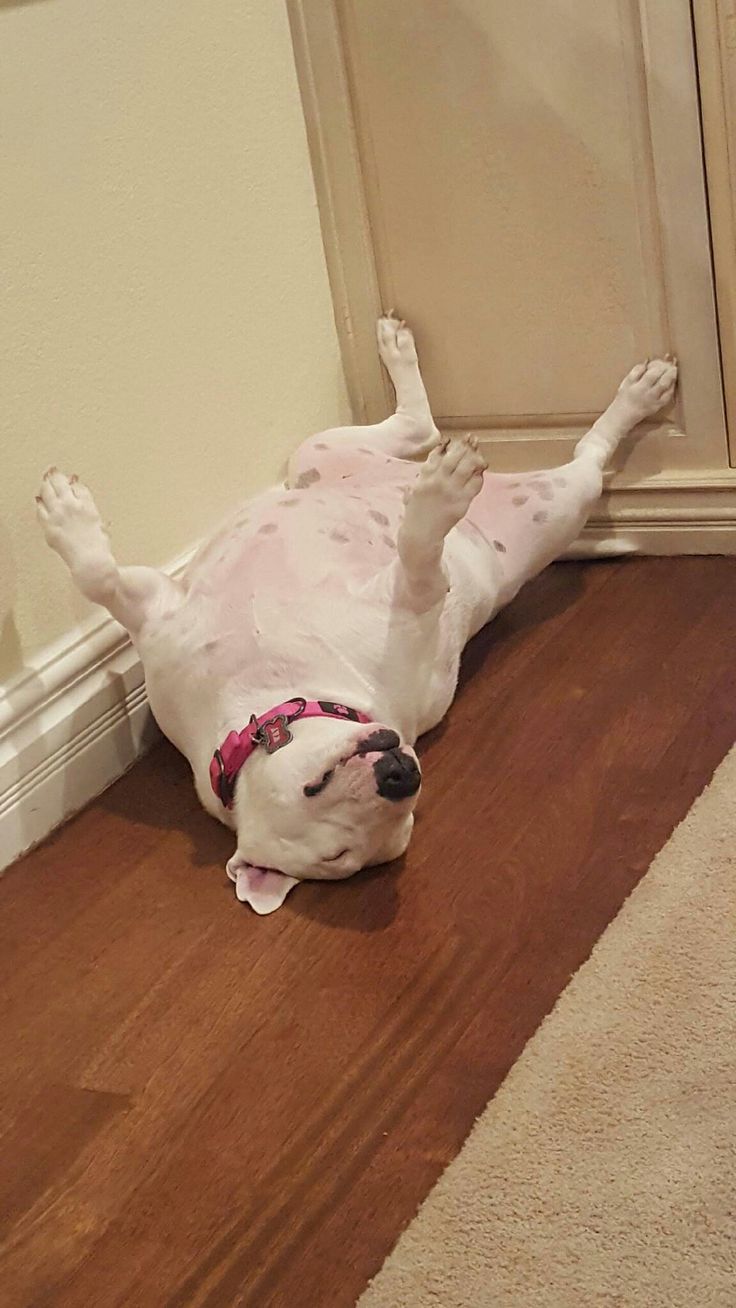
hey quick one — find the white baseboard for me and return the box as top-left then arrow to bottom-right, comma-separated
587,473 -> 736,555
0,550 -> 193,873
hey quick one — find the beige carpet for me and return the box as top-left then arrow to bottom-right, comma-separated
360,747 -> 736,1307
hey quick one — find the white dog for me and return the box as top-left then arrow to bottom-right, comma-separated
37,317 -> 676,913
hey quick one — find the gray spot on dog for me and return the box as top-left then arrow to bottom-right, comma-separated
533,510 -> 549,524
512,495 -> 528,507
358,447 -> 374,456
369,510 -> 390,527
508,482 -> 521,489
537,482 -> 554,502
554,476 -> 567,488
493,540 -> 507,553
382,534 -> 395,549
295,467 -> 321,489
330,528 -> 350,544
314,443 -> 328,451
279,497 -> 299,507
258,522 -> 278,534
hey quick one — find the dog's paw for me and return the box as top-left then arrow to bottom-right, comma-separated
424,433 -> 487,488
35,468 -> 109,565
411,435 -> 486,534
377,313 -> 419,369
616,356 -> 678,423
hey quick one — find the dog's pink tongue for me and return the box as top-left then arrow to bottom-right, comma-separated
226,856 -> 298,915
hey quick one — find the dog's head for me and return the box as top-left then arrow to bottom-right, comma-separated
229,718 -> 421,913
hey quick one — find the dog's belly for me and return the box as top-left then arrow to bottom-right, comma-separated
139,469 -> 496,765
139,474 -> 413,752
185,473 -> 411,596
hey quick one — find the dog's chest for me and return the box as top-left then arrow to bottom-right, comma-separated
187,479 -> 407,603
144,479 -> 410,711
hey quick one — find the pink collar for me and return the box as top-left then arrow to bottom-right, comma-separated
209,697 -> 372,808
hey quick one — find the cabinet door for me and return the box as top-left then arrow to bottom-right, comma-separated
291,0 -> 727,494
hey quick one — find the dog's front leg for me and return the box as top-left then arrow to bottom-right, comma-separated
394,436 -> 486,613
36,469 -> 182,634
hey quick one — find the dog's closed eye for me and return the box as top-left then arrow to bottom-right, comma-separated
304,768 -> 334,797
324,848 -> 349,862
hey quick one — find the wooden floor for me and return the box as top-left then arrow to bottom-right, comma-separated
2,557 -> 736,1308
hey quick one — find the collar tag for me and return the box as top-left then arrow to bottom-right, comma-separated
255,713 -> 293,755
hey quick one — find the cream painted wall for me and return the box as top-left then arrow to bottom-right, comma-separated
0,0 -> 349,682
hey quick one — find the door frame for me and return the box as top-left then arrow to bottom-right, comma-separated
693,0 -> 736,469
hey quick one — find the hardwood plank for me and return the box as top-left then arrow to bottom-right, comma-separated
1,558 -> 735,1308
0,1085 -> 131,1234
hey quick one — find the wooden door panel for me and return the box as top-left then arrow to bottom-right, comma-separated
343,0 -> 662,419
292,0 -> 726,485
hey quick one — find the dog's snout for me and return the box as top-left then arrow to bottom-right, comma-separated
374,748 -> 421,801
357,728 -> 401,755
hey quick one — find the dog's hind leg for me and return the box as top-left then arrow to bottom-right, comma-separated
547,355 -> 679,544
373,313 -> 440,455
288,317 -> 439,485
573,356 -> 678,473
36,469 -> 183,635
462,356 -> 679,582
393,435 -> 486,612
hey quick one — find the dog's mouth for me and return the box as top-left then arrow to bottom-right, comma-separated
355,728 -> 401,755
304,730 -> 420,801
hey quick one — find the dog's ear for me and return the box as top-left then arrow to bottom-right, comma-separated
226,855 -> 298,915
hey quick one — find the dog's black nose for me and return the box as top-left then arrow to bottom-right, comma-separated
374,748 -> 421,801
